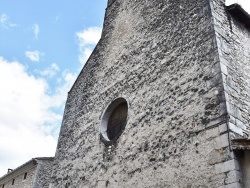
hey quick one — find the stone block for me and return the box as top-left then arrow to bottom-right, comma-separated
206,115 -> 227,128
208,173 -> 227,187
209,149 -> 224,165
235,119 -> 246,131
206,127 -> 219,140
228,122 -> 243,136
224,182 -> 242,188
215,159 -> 239,174
219,123 -> 228,134
225,170 -> 242,185
215,133 -> 229,149
220,63 -> 228,75
226,102 -> 242,120
229,115 -> 236,125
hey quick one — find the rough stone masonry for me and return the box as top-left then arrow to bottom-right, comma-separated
50,0 -> 250,187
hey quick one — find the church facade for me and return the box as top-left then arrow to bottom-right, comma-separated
51,0 -> 250,187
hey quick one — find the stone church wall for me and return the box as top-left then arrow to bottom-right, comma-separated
210,0 -> 250,139
33,158 -> 54,188
209,1 -> 250,187
51,0 -> 239,187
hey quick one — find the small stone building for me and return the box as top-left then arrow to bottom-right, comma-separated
51,0 -> 250,187
0,157 -> 53,188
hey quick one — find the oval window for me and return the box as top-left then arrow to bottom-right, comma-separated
100,98 -> 128,143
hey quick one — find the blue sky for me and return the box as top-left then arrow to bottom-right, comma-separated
0,0 -> 250,177
0,0 -> 107,176
0,0 -> 106,68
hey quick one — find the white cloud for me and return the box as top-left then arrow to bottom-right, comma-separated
0,26 -> 100,177
76,27 -> 102,45
76,27 -> 102,65
36,63 -> 60,78
0,57 -> 58,176
0,13 -> 17,29
0,57 -> 77,177
25,50 -> 40,62
33,23 -> 40,39
0,14 -> 8,24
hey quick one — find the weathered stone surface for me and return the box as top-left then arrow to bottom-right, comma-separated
0,165 -> 36,188
34,159 -> 54,188
50,0 -> 250,187
211,0 -> 250,138
0,158 -> 53,188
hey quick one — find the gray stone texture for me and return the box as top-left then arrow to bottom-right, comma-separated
33,158 -> 54,188
0,165 -> 36,188
51,0 -> 250,187
0,158 -> 53,188
210,0 -> 250,139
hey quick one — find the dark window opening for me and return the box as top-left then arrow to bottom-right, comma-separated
100,98 -> 129,143
12,179 -> 15,185
107,102 -> 128,141
24,172 -> 27,180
